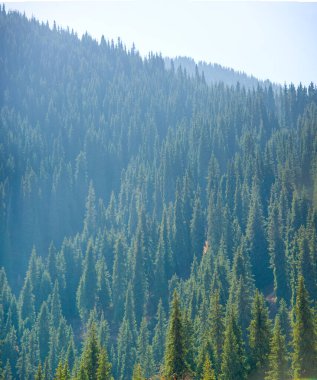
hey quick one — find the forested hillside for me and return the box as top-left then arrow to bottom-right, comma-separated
1,7 -> 317,380
164,56 -> 272,89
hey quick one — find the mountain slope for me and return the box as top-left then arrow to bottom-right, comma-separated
1,8 -> 317,380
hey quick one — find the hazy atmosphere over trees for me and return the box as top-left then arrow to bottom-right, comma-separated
1,6 -> 317,380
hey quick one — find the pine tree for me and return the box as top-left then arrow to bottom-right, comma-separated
265,316 -> 289,380
137,317 -> 154,378
77,240 -> 97,320
83,181 -> 97,238
96,257 -> 112,317
246,178 -> 272,290
202,357 -> 216,380
268,201 -> 290,301
96,347 -> 113,380
190,191 -> 205,260
131,213 -> 149,326
248,290 -> 271,377
220,309 -> 247,380
164,291 -> 188,379
154,209 -> 170,305
50,281 -> 63,329
112,235 -> 127,323
297,226 -> 317,300
80,322 -> 100,380
292,275 -> 317,378
208,289 -> 224,374
152,300 -> 167,369
132,363 -> 144,380
19,275 -> 35,329
35,363 -> 43,380
116,284 -> 137,380
54,361 -> 64,380
37,302 -> 50,362
2,360 -> 12,380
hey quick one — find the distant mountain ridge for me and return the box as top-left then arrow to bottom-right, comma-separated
165,56 -> 277,89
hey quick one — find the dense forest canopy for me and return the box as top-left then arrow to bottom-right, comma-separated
1,6 -> 317,380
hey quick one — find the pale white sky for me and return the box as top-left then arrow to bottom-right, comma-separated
4,1 -> 317,85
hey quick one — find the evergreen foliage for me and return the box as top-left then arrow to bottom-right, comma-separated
0,8 -> 316,380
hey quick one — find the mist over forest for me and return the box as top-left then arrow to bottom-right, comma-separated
1,7 -> 317,380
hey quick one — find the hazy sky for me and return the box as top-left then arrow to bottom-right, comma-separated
4,1 -> 317,85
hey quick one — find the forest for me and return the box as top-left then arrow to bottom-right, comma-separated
1,6 -> 317,380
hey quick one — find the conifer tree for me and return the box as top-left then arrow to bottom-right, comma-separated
19,275 -> 35,329
80,322 -> 100,380
77,240 -> 97,320
292,275 -> 317,378
132,363 -> 145,380
96,347 -> 113,380
54,361 -> 64,380
96,257 -> 112,317
112,235 -> 127,322
265,316 -> 289,380
131,212 -> 148,326
83,181 -> 97,238
50,281 -> 63,329
35,363 -> 43,380
116,284 -> 137,380
164,291 -> 188,379
190,191 -> 205,260
268,201 -> 290,301
248,290 -> 271,377
137,317 -> 154,378
154,210 -> 170,305
220,309 -> 247,380
152,300 -> 167,369
202,357 -> 216,380
246,178 -> 272,290
208,289 -> 224,374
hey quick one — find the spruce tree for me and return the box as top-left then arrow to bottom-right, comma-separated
246,178 -> 272,290
248,290 -> 271,377
220,309 -> 247,380
96,347 -> 113,380
37,302 -> 50,363
111,235 -> 127,323
80,322 -> 100,380
265,316 -> 289,380
164,291 -> 188,379
292,275 -> 317,378
137,317 -> 154,378
152,299 -> 167,368
202,357 -> 216,380
76,240 -> 97,320
19,275 -> 35,329
132,363 -> 145,380
35,363 -> 43,380
208,289 -> 224,374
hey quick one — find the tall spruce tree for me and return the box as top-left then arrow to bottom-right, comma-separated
220,309 -> 247,380
292,275 -> 317,378
76,240 -> 97,320
265,315 -> 289,380
248,290 -> 271,377
164,291 -> 189,379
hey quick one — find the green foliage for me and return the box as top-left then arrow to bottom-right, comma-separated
292,276 -> 317,378
0,8 -> 317,380
220,309 -> 247,380
265,316 -> 289,380
248,290 -> 271,377
132,363 -> 145,380
202,357 -> 216,380
164,291 -> 189,379
76,241 -> 97,320
96,347 -> 113,380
